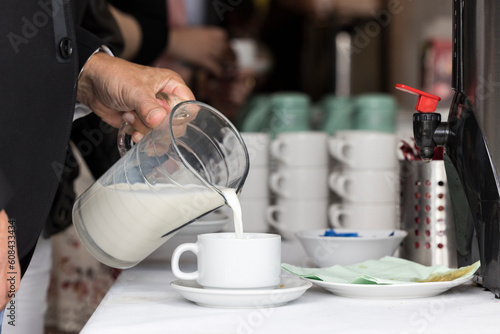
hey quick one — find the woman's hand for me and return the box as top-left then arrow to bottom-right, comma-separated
167,27 -> 236,77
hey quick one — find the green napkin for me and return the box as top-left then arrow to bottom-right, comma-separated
282,256 -> 480,285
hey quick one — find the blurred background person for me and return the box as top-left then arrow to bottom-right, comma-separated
106,0 -> 254,122
258,0 -> 383,100
151,0 -> 259,122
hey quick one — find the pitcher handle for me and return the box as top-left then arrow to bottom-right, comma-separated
117,92 -> 183,157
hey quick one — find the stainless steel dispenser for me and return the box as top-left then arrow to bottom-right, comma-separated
397,0 -> 500,297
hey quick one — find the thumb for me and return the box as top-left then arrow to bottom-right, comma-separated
136,97 -> 169,129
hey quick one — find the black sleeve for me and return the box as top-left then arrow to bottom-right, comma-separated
0,168 -> 12,212
80,0 -> 125,56
75,25 -> 108,72
108,0 -> 168,65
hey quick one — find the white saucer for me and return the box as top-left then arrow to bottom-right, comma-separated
305,275 -> 473,299
171,277 -> 312,308
176,214 -> 229,237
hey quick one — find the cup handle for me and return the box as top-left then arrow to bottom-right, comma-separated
266,206 -> 284,230
329,139 -> 351,165
269,173 -> 286,197
328,203 -> 345,228
117,92 -> 183,157
329,173 -> 350,200
270,139 -> 287,165
171,242 -> 199,281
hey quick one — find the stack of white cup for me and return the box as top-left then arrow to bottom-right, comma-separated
267,131 -> 330,239
235,132 -> 271,232
328,130 -> 399,230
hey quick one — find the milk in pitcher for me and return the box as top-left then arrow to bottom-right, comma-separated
74,182 -> 227,267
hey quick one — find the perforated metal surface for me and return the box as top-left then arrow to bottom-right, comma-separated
400,161 -> 457,267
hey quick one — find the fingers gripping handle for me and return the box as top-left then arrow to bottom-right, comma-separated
117,121 -> 135,157
116,92 -> 183,157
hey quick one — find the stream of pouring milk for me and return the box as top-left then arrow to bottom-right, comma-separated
77,183 -> 243,264
221,188 -> 243,238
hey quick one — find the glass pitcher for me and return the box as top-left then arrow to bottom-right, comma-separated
72,94 -> 249,269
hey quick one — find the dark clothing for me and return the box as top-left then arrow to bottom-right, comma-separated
78,0 -> 125,56
259,2 -> 303,92
108,0 -> 168,65
43,0 -> 170,239
0,169 -> 12,212
0,0 -> 107,272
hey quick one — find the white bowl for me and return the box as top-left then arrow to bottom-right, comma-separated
296,229 -> 408,267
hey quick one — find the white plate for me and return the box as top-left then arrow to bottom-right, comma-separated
176,214 -> 229,236
304,276 -> 473,299
171,277 -> 312,308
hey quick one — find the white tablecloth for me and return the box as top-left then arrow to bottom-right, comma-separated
80,240 -> 500,334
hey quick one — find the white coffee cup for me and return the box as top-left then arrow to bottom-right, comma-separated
270,131 -> 329,167
329,203 -> 398,229
329,169 -> 399,203
241,132 -> 270,167
269,167 -> 328,199
171,233 -> 281,289
267,199 -> 328,239
329,130 -> 398,169
239,167 -> 269,199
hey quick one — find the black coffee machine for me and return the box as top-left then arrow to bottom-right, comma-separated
397,0 -> 500,297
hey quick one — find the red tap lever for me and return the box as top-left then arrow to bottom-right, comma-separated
395,84 -> 441,113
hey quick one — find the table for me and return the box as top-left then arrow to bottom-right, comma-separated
81,240 -> 500,334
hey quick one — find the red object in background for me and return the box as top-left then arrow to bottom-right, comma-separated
433,147 -> 444,160
414,143 -> 444,160
400,140 -> 420,161
395,84 -> 442,113
396,84 -> 444,160
422,39 -> 454,107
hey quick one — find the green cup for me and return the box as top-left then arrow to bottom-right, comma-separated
238,94 -> 271,132
354,94 -> 397,133
267,92 -> 311,136
320,95 -> 354,135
